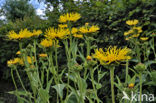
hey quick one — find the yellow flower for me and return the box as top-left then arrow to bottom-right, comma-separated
7,58 -> 23,66
26,56 -> 35,64
132,26 -> 142,33
59,12 -> 81,23
39,53 -> 48,57
31,30 -> 42,37
79,25 -> 100,34
131,34 -> 140,38
124,29 -> 134,36
16,51 -> 21,55
73,34 -> 83,38
45,27 -> 69,39
140,37 -> 149,41
58,24 -> 68,28
40,39 -> 60,48
125,36 -> 133,40
124,32 -> 129,36
126,19 -> 138,25
93,46 -> 131,65
7,31 -> 20,40
40,39 -> 53,48
128,83 -> 134,88
85,23 -> 89,26
86,55 -> 92,61
8,29 -> 42,40
8,29 -> 32,40
71,28 -> 78,34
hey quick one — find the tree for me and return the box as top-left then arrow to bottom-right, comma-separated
2,0 -> 35,21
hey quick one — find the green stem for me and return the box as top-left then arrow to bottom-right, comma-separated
152,37 -> 156,58
125,60 -> 129,84
78,74 -> 85,103
90,69 -> 99,103
84,67 -> 88,80
55,47 -> 59,80
139,74 -> 142,103
33,39 -> 38,69
11,68 -> 17,90
15,69 -> 27,92
86,39 -> 90,56
110,67 -> 115,103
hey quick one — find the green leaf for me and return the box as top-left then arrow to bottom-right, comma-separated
46,78 -> 53,92
52,84 -> 66,99
38,88 -> 49,103
129,75 -> 136,84
98,70 -> 106,82
8,90 -> 30,103
65,93 -> 78,103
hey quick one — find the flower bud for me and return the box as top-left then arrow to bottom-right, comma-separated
134,63 -> 146,73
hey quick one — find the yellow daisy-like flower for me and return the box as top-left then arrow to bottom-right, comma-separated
15,29 -> 32,39
45,27 -> 69,40
7,58 -> 23,66
31,30 -> 42,37
124,29 -> 134,36
126,19 -> 138,25
7,31 -> 20,40
128,83 -> 134,88
58,24 -> 68,28
40,39 -> 53,48
86,55 -> 92,61
131,34 -> 140,38
16,51 -> 21,55
59,12 -> 81,23
140,37 -> 149,41
39,53 -> 48,57
8,29 -> 42,40
40,39 -> 60,48
79,25 -> 100,34
132,26 -> 142,33
85,23 -> 89,26
93,46 -> 131,65
73,34 -> 83,38
71,28 -> 78,34
26,56 -> 35,64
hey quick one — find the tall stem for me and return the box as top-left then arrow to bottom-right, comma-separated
90,69 -> 99,103
87,40 -> 90,56
139,74 -> 142,103
15,69 -> 27,92
11,68 -> 17,90
33,39 -> 38,68
110,67 -> 115,103
125,60 -> 129,84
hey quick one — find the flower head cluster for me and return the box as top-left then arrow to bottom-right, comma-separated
8,29 -> 42,40
45,27 -> 69,40
126,19 -> 138,25
58,24 -> 68,28
59,12 -> 81,23
140,37 -> 149,41
16,51 -> 21,55
124,20 -> 142,40
40,39 -> 60,48
7,56 -> 34,66
73,34 -> 83,38
7,58 -> 23,66
93,46 -> 131,65
79,25 -> 99,34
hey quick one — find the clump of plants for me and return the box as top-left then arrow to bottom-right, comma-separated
7,13 -> 156,103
